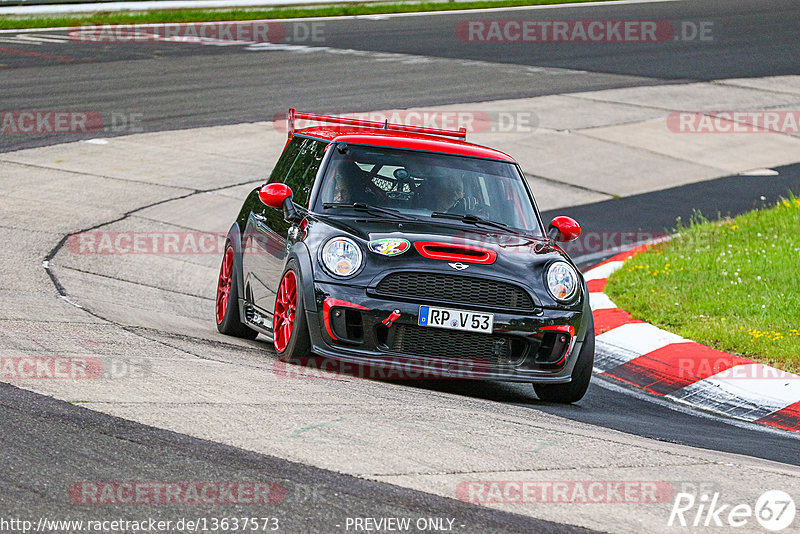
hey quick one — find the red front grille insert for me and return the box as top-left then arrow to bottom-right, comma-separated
414,241 -> 497,264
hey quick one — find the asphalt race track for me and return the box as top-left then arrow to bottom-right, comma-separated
2,0 -> 800,532
0,382 -> 590,533
2,0 -> 800,152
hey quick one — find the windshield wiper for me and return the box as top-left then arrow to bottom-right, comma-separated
430,212 -> 542,242
430,212 -> 517,232
323,202 -> 417,221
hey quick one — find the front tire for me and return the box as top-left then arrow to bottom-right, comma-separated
533,315 -> 595,403
216,240 -> 259,339
273,261 -> 312,360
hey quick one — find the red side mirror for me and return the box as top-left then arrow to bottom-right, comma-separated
549,216 -> 581,242
259,183 -> 293,209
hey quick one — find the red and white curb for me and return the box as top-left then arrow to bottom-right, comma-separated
585,245 -> 800,433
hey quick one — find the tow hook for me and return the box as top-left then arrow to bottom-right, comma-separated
382,309 -> 401,327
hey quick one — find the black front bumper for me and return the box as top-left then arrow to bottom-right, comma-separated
305,281 -> 587,383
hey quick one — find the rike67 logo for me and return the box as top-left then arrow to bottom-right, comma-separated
669,490 -> 796,531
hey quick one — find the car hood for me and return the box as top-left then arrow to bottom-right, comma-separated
308,216 -> 583,309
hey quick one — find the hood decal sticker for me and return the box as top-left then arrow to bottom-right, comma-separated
368,238 -> 411,257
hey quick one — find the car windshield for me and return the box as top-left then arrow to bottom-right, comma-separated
315,144 -> 543,235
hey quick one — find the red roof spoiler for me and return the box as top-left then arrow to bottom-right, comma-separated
286,108 -> 467,141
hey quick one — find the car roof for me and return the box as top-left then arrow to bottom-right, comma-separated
294,126 -> 517,162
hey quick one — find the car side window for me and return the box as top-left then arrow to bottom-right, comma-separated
268,137 -> 304,184
284,138 -> 327,208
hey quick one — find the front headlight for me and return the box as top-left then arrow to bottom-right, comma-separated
546,261 -> 579,302
321,237 -> 363,277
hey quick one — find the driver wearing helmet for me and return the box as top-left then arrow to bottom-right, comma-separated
411,163 -> 465,212
429,175 -> 465,212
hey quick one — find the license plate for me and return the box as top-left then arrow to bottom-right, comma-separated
418,305 -> 493,334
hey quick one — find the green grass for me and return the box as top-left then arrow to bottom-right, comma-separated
605,197 -> 800,374
0,0 -> 606,30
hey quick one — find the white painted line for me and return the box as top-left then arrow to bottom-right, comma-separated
589,292 -> 616,311
597,323 -> 688,357
583,260 -> 624,281
3,34 -> 72,43
740,168 -> 780,176
0,37 -> 43,45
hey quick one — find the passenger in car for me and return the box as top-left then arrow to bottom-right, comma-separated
329,159 -> 380,204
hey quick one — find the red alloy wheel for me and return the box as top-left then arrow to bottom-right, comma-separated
215,245 -> 234,325
273,270 -> 297,353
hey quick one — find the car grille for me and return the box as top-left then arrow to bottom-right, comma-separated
389,324 -> 527,366
374,272 -> 535,312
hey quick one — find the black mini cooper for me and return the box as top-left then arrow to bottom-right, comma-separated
216,110 -> 594,402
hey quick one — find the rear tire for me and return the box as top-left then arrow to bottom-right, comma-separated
533,315 -> 595,403
273,261 -> 312,360
216,240 -> 259,339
